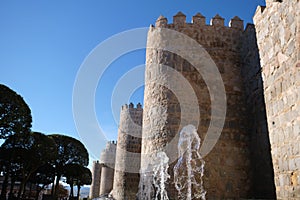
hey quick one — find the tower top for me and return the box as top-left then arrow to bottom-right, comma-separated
153,12 -> 244,31
121,103 -> 143,110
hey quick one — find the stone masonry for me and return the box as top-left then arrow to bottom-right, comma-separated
140,12 -> 271,199
112,103 -> 143,200
89,141 -> 116,198
91,1 -> 300,199
254,1 -> 300,199
89,161 -> 102,199
241,24 -> 276,198
99,141 -> 116,196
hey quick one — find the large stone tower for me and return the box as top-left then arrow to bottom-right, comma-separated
112,103 -> 143,200
254,1 -> 300,199
89,161 -> 102,199
99,141 -> 116,196
140,12 -> 275,199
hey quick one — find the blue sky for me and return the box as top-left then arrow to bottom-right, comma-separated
0,0 -> 265,164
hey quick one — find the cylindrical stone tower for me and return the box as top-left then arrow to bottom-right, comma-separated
99,141 -> 116,196
112,103 -> 143,200
141,12 -> 254,199
89,161 -> 102,199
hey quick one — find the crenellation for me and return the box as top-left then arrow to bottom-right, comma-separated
93,3 -> 299,199
155,15 -> 167,28
121,104 -> 128,110
154,12 -> 246,31
173,11 -> 186,28
229,16 -> 244,31
129,102 -> 134,108
136,102 -> 142,109
210,14 -> 225,27
121,102 -> 143,111
192,12 -> 206,26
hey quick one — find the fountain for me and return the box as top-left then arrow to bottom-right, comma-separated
174,125 -> 206,200
137,168 -> 154,200
138,152 -> 170,200
138,125 -> 205,200
152,152 -> 170,200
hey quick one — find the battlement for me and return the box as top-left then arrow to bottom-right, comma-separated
104,140 -> 117,152
100,141 -> 116,165
121,102 -> 143,110
155,12 -> 244,31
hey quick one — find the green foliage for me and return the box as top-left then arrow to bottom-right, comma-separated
29,164 -> 55,188
76,167 -> 92,187
1,132 -> 57,171
49,134 -> 89,197
65,164 -> 92,186
0,84 -> 91,199
0,132 -> 58,198
0,84 -> 32,139
49,134 -> 89,168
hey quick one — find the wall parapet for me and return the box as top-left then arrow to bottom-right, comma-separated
154,12 -> 244,31
121,102 -> 143,110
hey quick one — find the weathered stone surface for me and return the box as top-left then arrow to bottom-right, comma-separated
99,141 -> 117,196
241,23 -> 276,198
89,161 -> 103,199
93,2 -> 300,199
254,1 -> 300,199
112,103 -> 143,200
141,13 -> 257,199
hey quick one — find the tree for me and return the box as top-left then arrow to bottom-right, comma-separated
64,164 -> 91,198
74,167 -> 92,198
29,164 -> 55,200
0,84 -> 32,139
0,132 -> 57,199
64,164 -> 79,198
0,146 -> 27,200
49,134 -> 89,198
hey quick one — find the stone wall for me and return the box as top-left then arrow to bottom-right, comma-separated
89,161 -> 102,199
99,141 -> 116,196
254,1 -> 300,199
112,103 -> 143,200
99,165 -> 115,196
241,23 -> 276,198
141,12 -> 253,199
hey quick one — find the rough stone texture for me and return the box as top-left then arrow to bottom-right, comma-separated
112,103 -> 143,200
99,141 -> 116,196
254,1 -> 300,199
89,161 -> 102,199
140,13 -> 258,199
241,24 -> 276,198
93,2 -> 300,198
99,165 -> 115,196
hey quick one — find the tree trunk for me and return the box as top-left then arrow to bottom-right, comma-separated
35,186 -> 40,200
28,182 -> 32,199
69,179 -> 74,198
0,172 -> 9,200
54,174 -> 61,198
17,175 -> 26,200
51,177 -> 55,196
9,177 -> 16,200
77,185 -> 81,200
